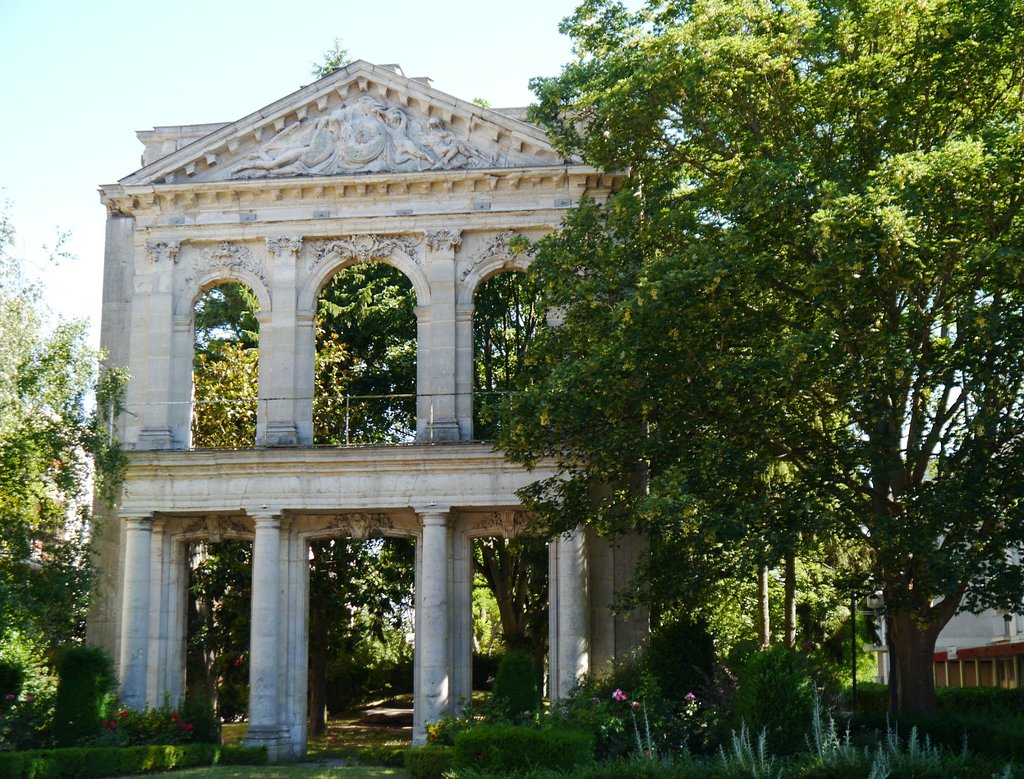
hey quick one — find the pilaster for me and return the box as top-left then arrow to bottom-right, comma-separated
260,236 -> 303,446
423,230 -> 462,440
549,527 -> 589,701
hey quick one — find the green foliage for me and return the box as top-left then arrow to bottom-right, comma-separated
510,0 -> 1024,714
733,647 -> 815,755
311,38 -> 350,79
0,634 -> 58,751
90,699 -> 218,747
452,724 -> 595,773
492,649 -> 541,718
51,646 -> 115,748
0,743 -> 259,779
0,204 -> 116,650
403,744 -> 452,778
314,263 -> 417,444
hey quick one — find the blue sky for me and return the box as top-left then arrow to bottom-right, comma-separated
0,0 -> 586,345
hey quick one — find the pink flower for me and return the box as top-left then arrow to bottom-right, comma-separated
684,692 -> 696,702
631,701 -> 640,710
611,688 -> 628,702
24,695 -> 34,703
2,694 -> 14,700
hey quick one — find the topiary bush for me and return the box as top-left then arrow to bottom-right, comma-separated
733,645 -> 815,755
52,646 -> 117,747
492,649 -> 540,718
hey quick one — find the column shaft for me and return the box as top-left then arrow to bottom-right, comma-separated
246,514 -> 284,756
120,517 -> 153,709
414,510 -> 451,742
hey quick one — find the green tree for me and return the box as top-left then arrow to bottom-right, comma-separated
509,0 -> 1024,714
311,38 -> 351,80
0,205 -> 120,651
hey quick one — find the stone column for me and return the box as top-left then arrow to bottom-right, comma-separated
260,236 -> 303,446
246,513 -> 285,758
414,508 -> 451,743
549,528 -> 589,701
424,230 -> 462,440
120,516 -> 154,709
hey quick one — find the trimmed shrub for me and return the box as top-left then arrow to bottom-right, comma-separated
645,617 -> 715,699
217,744 -> 269,765
733,646 -> 815,755
404,744 -> 453,778
357,745 -> 405,767
52,646 -> 116,748
452,724 -> 594,773
0,743 -> 226,778
492,650 -> 541,718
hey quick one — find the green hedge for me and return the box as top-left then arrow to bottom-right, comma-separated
0,743 -> 265,778
404,745 -> 453,778
851,681 -> 1024,718
452,724 -> 594,773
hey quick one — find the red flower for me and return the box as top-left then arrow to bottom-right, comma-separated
119,710 -> 130,718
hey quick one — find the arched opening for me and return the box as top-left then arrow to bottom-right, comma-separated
314,263 -> 417,444
307,536 -> 415,745
186,283 -> 259,725
191,282 -> 260,448
185,536 -> 252,724
472,534 -> 548,696
472,270 -> 540,439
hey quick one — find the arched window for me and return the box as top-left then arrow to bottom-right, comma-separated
192,282 -> 260,448
473,270 -> 540,439
314,263 -> 417,444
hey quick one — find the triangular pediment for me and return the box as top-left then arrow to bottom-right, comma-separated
121,61 -> 567,186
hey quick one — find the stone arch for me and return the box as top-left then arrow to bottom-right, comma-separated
298,235 -> 430,314
456,231 -> 533,306
178,241 -> 272,317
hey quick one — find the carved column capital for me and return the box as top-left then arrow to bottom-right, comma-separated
426,229 -> 462,252
266,235 -> 303,257
146,240 -> 180,264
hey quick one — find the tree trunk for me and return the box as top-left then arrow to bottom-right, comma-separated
783,553 -> 796,650
308,594 -> 329,736
757,564 -> 771,648
888,610 -> 941,714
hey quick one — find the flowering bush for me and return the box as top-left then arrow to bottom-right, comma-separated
91,700 -> 218,746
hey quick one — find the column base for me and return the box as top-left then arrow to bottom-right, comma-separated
245,727 -> 286,761
137,426 -> 175,450
263,421 -> 299,447
427,417 -> 461,441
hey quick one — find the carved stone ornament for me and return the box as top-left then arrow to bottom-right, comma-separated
310,234 -> 422,271
469,510 -> 533,539
230,96 -> 494,179
186,242 -> 270,291
146,240 -> 180,264
328,512 -> 394,541
459,230 -> 524,281
426,229 -> 463,252
179,515 -> 251,543
266,235 -> 303,257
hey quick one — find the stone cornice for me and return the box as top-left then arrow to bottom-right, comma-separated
99,165 -> 623,218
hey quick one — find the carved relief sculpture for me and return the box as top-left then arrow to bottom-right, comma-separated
460,230 -> 523,280
186,242 -> 270,291
310,234 -> 422,271
231,96 -> 494,178
426,229 -> 462,252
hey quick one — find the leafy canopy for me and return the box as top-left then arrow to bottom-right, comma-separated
509,0 -> 1024,712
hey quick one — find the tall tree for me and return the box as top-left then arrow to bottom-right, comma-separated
508,0 -> 1024,713
0,206 -> 121,650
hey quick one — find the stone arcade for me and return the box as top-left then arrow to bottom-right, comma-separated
87,61 -> 647,758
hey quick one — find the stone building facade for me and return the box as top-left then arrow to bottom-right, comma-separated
89,61 -> 647,758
